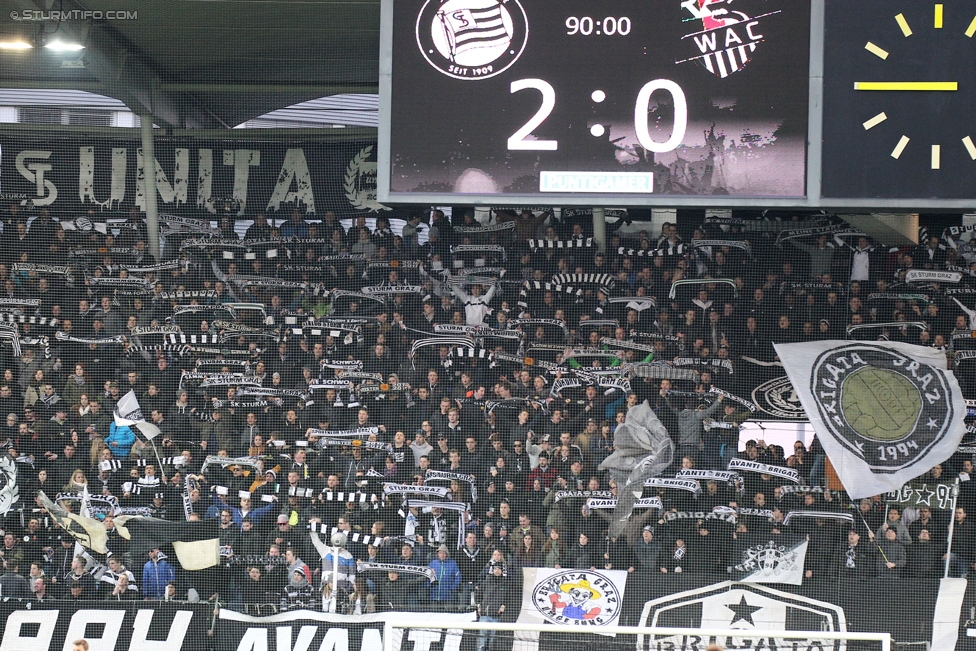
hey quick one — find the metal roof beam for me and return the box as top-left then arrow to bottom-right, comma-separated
158,84 -> 377,94
82,22 -> 227,128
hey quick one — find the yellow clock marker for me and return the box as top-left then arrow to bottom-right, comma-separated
863,112 -> 887,130
963,136 -> 976,160
864,42 -> 889,59
895,13 -> 913,36
967,15 -> 976,37
891,136 -> 910,159
854,5 -> 966,173
854,82 -> 958,91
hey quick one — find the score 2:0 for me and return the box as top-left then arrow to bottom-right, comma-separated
565,16 -> 632,35
506,78 -> 688,154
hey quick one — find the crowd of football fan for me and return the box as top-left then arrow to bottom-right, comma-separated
0,203 -> 975,617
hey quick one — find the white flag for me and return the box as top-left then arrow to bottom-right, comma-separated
113,390 -> 144,426
774,340 -> 967,499
732,537 -> 808,585
0,456 -> 19,516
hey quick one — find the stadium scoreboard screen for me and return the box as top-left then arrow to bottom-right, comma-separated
379,0 -> 976,208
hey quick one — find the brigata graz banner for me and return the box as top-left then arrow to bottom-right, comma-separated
0,601 -> 210,651
0,135 -> 386,217
216,609 -> 477,651
621,575 -> 976,650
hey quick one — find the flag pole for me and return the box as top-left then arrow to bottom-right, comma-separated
944,478 -> 961,578
848,500 -> 890,562
149,438 -> 166,481
332,543 -> 340,613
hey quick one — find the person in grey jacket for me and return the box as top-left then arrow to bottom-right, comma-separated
874,508 -> 912,546
663,391 -> 724,468
786,234 -> 838,278
0,562 -> 31,599
876,528 -> 907,578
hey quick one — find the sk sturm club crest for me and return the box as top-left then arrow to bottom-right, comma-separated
523,569 -> 626,626
775,340 -> 968,499
751,375 -> 808,420
416,0 -> 527,79
676,0 -> 785,78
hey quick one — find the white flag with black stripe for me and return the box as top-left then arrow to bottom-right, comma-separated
732,536 -> 808,585
774,340 -> 968,499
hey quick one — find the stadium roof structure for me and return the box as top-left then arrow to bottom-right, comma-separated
0,0 -> 380,129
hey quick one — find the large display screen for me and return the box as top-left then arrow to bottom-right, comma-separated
821,0 -> 976,199
380,0 -> 811,203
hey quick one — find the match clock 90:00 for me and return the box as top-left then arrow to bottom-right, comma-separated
385,0 -> 810,200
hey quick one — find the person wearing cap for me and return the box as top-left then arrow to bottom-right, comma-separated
430,431 -> 452,468
908,527 -> 941,578
475,559 -> 512,650
270,514 -> 305,556
141,548 -> 176,599
633,526 -> 662,572
64,575 -> 90,601
149,492 -> 169,520
428,544 -> 461,607
410,428 -> 433,467
401,213 -> 424,256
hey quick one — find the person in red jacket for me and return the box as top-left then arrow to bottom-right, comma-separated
526,452 -> 558,490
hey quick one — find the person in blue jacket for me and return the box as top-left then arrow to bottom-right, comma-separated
141,548 -> 176,599
428,544 -> 461,607
106,422 -> 136,459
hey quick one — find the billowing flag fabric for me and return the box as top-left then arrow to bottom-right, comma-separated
115,390 -> 160,441
115,516 -> 221,570
114,390 -> 144,426
38,490 -> 110,554
438,3 -> 509,57
731,535 -> 808,585
0,456 -> 19,516
774,340 -> 967,499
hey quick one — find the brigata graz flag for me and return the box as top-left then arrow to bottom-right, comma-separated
774,340 -> 967,499
519,568 -> 628,628
731,535 -> 808,586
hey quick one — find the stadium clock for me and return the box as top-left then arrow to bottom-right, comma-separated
381,0 -> 811,202
821,0 -> 976,199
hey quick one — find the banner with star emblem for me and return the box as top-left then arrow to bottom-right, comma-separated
774,340 -> 968,499
731,535 -> 808,585
886,479 -> 956,510
638,581 -> 849,650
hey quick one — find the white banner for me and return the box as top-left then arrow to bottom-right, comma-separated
774,340 -> 968,499
518,568 -> 628,630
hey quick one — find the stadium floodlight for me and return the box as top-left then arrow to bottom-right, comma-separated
44,40 -> 85,51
